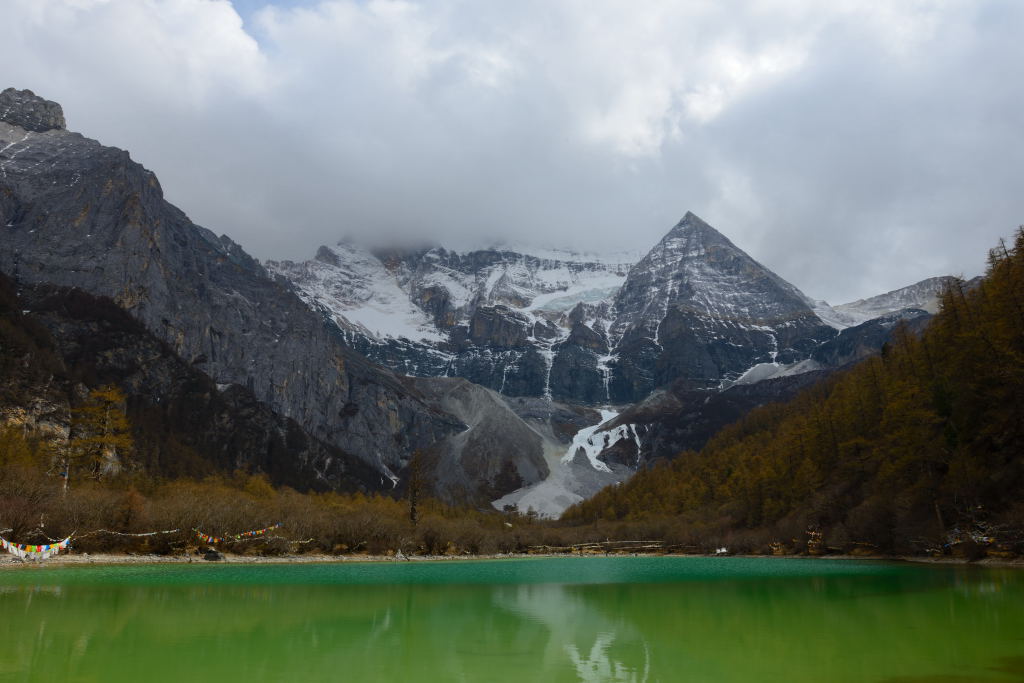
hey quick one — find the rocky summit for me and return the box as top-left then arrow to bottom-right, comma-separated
0,87 -> 66,133
605,212 -> 838,397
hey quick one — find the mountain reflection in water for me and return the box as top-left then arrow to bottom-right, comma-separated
0,557 -> 1021,683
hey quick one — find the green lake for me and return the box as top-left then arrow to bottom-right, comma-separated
0,557 -> 1021,682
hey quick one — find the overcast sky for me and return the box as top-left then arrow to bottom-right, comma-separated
3,0 -> 1022,303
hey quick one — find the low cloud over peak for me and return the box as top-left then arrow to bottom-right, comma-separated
3,0 -> 1021,303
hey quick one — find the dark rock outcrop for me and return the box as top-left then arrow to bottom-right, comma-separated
466,306 -> 531,349
549,343 -> 607,405
812,309 -> 932,367
606,371 -> 832,465
0,88 -> 65,133
564,322 -> 609,353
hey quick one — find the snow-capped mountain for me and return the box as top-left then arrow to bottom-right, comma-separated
267,216 -> 968,517
805,275 -> 969,330
270,212 -> 835,404
831,276 -> 957,325
0,86 -> 972,515
604,212 -> 837,398
268,241 -> 448,347
270,212 -> 963,408
268,242 -> 633,402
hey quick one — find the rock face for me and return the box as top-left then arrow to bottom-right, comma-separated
812,308 -> 933,368
605,212 -> 837,398
272,213 -> 969,409
605,371 -> 832,466
405,377 -> 550,506
0,88 -> 65,133
270,215 -> 843,405
0,88 -> 465,490
268,242 -> 630,403
0,274 -> 381,491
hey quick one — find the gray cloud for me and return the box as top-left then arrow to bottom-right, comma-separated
2,0 -> 1022,303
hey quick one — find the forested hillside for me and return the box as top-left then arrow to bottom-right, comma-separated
564,230 -> 1024,554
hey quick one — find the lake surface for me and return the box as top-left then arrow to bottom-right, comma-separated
0,557 -> 1021,682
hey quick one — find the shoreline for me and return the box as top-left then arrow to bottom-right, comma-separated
2,551 -> 1022,570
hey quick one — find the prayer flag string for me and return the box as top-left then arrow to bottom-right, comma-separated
0,535 -> 71,561
75,528 -> 181,539
194,523 -> 282,545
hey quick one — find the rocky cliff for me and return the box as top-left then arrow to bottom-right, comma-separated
268,241 -> 630,403
0,88 -> 464,487
0,273 -> 381,490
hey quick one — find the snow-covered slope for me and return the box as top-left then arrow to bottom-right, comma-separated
604,212 -> 837,397
806,276 -> 958,330
268,242 -> 445,343
269,213 -> 959,407
727,358 -> 823,386
491,407 -> 639,518
270,243 -> 630,336
268,243 -> 632,400
832,276 -> 955,325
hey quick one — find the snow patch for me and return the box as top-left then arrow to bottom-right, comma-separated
381,465 -> 400,488
727,358 -> 822,387
267,243 -> 445,344
539,346 -> 555,400
810,276 -> 957,330
559,410 -> 641,473
807,299 -> 855,330
596,354 -> 616,402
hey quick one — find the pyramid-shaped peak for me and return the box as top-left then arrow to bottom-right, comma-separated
678,210 -> 706,226
659,211 -> 734,250
670,211 -> 720,234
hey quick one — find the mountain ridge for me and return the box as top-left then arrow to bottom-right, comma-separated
272,210 -> 956,408
0,87 -> 972,513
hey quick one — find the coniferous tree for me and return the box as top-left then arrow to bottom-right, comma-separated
65,384 -> 133,491
408,450 -> 423,527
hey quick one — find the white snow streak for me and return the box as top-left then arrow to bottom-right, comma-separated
560,409 -> 640,473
